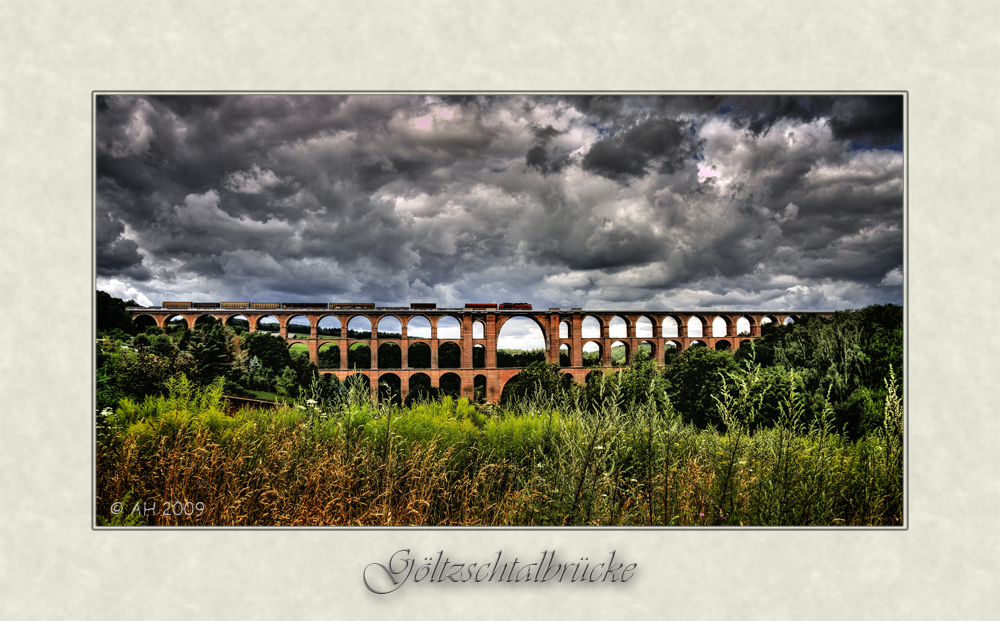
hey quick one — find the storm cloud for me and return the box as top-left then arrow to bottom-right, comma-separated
96,94 -> 904,312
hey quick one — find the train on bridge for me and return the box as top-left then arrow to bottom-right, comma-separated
158,301 -> 533,311
130,301 -> 832,402
160,301 -> 444,310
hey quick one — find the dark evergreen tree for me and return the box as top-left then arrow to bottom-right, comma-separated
96,290 -> 137,335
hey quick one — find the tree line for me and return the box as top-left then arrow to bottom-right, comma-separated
501,305 -> 902,439
97,291 -> 902,438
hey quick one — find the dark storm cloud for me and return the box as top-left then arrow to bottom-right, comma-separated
828,96 -> 904,147
725,95 -> 835,137
720,94 -> 903,148
96,94 -> 903,312
582,117 -> 697,183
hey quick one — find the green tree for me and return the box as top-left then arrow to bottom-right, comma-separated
149,333 -> 176,358
191,323 -> 230,385
96,290 -> 137,335
500,361 -> 576,404
347,343 -> 371,369
108,349 -> 175,402
276,366 -> 299,398
241,331 -> 293,375
318,345 -> 340,368
661,346 -> 740,428
733,305 -> 903,437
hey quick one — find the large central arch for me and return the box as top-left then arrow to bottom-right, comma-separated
496,315 -> 547,368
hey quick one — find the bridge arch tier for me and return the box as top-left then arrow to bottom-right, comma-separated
128,306 -> 832,400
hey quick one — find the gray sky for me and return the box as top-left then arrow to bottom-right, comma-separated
96,94 -> 904,321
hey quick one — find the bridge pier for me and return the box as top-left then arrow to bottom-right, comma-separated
127,305 -> 833,403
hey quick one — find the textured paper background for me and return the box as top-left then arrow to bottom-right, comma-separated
1,1 -> 998,619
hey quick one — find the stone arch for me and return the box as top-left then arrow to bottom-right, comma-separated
377,373 -> 402,405
256,315 -> 279,333
407,315 -> 432,338
715,339 -> 732,351
760,315 -> 779,334
783,315 -> 796,325
611,340 -> 629,366
438,342 -> 461,369
583,340 -> 602,367
167,315 -> 189,331
133,314 -> 158,332
347,342 -> 371,369
318,343 -> 340,368
472,321 -> 485,339
286,315 -> 311,337
638,340 -> 655,359
712,316 -> 731,338
408,342 -> 431,369
377,315 -> 402,338
344,373 -> 370,395
436,315 -> 461,339
408,372 -> 432,402
736,316 -> 753,336
635,316 -> 654,338
609,316 -> 629,339
288,342 -> 310,359
687,316 -> 705,338
688,340 -> 706,348
499,375 -> 521,403
496,316 -> 546,368
473,374 -> 487,402
559,320 -> 570,339
317,315 -> 342,337
193,314 -> 219,330
347,316 -> 372,339
439,372 -> 461,399
663,316 -> 680,338
377,342 -> 402,369
581,315 -> 603,339
739,339 -> 753,350
225,314 -> 250,332
559,343 -> 571,367
472,343 -> 486,368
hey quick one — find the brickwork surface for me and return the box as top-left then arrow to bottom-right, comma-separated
129,307 -> 833,402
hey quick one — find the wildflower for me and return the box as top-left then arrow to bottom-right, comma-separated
699,512 -> 704,518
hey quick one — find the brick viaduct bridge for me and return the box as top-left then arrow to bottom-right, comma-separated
127,303 -> 834,403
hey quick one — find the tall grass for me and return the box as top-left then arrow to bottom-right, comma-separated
97,370 -> 903,526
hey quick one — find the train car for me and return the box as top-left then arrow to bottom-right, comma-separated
464,303 -> 498,310
328,302 -> 353,309
250,302 -> 281,310
352,302 -> 376,309
410,302 -> 437,310
281,302 -> 328,309
499,302 -> 532,310
221,302 -> 250,310
162,301 -> 192,309
192,302 -> 221,309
